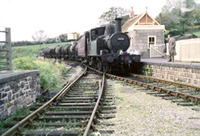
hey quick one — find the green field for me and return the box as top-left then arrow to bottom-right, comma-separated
165,25 -> 200,38
11,42 -> 71,90
12,42 -> 70,59
184,31 -> 200,37
164,30 -> 200,40
172,31 -> 200,37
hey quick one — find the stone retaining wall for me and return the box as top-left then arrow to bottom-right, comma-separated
0,70 -> 40,120
133,62 -> 200,87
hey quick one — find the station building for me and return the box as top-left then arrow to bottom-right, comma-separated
67,32 -> 80,41
122,7 -> 165,58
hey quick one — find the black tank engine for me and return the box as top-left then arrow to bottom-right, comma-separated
39,18 -> 140,73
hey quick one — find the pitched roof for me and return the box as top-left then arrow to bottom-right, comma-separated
122,12 -> 161,32
122,13 -> 144,32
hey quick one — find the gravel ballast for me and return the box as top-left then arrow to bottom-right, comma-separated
104,79 -> 200,136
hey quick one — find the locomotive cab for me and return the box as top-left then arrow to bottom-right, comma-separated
87,27 -> 105,56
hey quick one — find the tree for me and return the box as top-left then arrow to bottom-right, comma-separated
121,15 -> 130,26
46,38 -> 57,44
58,34 -> 68,42
99,7 -> 130,26
32,30 -> 47,44
155,0 -> 200,34
193,6 -> 200,25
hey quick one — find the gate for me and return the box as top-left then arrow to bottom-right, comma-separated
0,28 -> 12,72
150,44 -> 165,58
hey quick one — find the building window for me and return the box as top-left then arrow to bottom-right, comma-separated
148,36 -> 156,49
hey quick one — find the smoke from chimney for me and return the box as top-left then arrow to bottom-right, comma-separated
130,7 -> 134,19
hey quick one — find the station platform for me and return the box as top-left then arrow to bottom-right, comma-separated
137,58 -> 200,87
141,58 -> 200,69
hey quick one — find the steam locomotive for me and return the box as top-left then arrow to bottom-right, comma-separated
38,18 -> 141,72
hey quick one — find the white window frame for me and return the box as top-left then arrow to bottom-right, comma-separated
148,36 -> 156,49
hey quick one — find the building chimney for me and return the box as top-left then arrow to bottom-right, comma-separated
130,7 -> 134,19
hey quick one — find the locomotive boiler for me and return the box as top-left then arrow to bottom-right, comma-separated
39,18 -> 140,73
77,18 -> 140,72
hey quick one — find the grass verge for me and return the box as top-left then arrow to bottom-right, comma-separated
0,43 -> 71,134
11,42 -> 71,90
13,57 -> 67,90
12,42 -> 70,59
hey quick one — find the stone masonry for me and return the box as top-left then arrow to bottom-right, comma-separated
132,30 -> 164,58
134,63 -> 200,87
0,70 -> 40,120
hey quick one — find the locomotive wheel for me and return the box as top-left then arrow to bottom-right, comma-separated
93,59 -> 97,69
103,63 -> 109,73
108,64 -> 112,73
89,59 -> 93,66
92,61 -> 96,69
90,59 -> 96,69
98,60 -> 102,71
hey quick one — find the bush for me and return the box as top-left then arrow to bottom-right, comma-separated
168,30 -> 182,36
11,43 -> 70,90
13,57 -> 67,89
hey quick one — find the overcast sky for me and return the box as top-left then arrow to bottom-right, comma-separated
0,0 -> 182,41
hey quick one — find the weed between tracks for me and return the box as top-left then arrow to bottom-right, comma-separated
0,103 -> 37,133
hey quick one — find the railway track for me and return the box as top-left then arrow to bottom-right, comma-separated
2,64 -> 116,136
2,60 -> 200,135
86,65 -> 200,110
126,73 -> 200,109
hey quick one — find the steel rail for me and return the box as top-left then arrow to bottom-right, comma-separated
41,66 -> 74,94
2,66 -> 87,136
105,73 -> 200,104
64,60 -> 78,63
83,73 -> 105,136
86,65 -> 200,104
56,66 -> 87,99
2,82 -> 70,136
129,73 -> 200,91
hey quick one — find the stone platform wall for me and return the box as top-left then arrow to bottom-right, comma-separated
0,70 -> 40,120
133,62 -> 200,87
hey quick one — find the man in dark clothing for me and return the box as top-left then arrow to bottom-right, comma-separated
163,45 -> 167,59
168,34 -> 176,62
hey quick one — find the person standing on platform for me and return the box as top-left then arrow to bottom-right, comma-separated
163,40 -> 167,59
168,34 -> 176,62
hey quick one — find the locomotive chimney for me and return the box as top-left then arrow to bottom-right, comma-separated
130,7 -> 134,19
115,18 -> 122,33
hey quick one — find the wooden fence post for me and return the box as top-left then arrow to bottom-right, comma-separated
0,27 -> 12,72
5,28 -> 12,71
